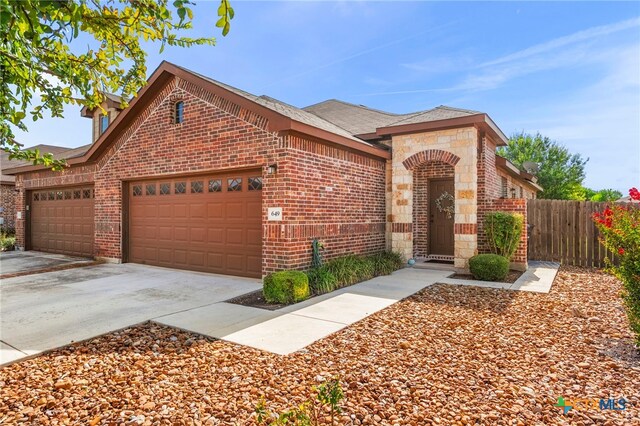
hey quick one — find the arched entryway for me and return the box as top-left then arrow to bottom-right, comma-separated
412,161 -> 455,260
402,149 -> 460,262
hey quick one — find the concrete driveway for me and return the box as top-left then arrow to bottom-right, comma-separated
0,250 -> 94,276
0,262 -> 260,365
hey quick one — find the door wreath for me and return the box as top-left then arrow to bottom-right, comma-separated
435,191 -> 455,219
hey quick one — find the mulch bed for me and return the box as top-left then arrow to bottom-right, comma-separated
1,266 -> 638,425
226,290 -> 288,311
449,270 -> 523,284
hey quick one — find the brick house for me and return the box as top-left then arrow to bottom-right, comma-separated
5,61 -> 540,277
1,145 -> 68,232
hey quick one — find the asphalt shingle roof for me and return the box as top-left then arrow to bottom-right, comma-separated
1,144 -> 71,181
303,100 -> 483,136
178,66 -> 371,145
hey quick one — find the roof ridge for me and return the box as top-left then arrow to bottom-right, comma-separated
257,96 -> 367,141
304,99 -> 403,116
436,105 -> 483,114
385,105 -> 483,127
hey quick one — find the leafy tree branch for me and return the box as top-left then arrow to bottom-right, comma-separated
0,0 -> 234,170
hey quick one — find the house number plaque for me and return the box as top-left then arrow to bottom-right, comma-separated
267,207 -> 283,221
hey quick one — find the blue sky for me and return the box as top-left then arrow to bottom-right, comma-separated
14,1 -> 640,192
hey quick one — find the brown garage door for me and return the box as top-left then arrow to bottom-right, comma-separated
29,187 -> 95,257
128,170 -> 262,278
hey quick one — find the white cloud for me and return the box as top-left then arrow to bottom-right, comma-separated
479,17 -> 640,68
507,43 -> 640,191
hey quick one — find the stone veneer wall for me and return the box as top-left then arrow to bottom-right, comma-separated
391,127 -> 478,269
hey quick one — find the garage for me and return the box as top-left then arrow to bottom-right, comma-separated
128,170 -> 262,278
29,186 -> 95,257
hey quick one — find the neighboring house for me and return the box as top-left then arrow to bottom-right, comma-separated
1,145 -> 69,231
616,196 -> 640,204
5,61 -> 540,277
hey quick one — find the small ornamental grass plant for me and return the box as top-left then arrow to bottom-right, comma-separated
305,246 -> 405,296
255,378 -> 344,426
593,188 -> 640,346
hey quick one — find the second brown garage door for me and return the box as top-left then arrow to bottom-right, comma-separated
128,170 -> 262,278
29,187 -> 95,257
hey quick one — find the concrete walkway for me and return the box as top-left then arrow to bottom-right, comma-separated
156,268 -> 451,355
437,261 -> 560,293
2,261 -> 560,364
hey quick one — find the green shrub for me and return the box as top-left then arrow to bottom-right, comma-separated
368,251 -> 404,276
469,254 -> 509,281
484,212 -> 523,260
0,235 -> 16,251
263,271 -> 310,304
306,266 -> 338,295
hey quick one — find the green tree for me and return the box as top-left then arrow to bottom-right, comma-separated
0,0 -> 234,170
588,188 -> 623,202
497,132 -> 588,200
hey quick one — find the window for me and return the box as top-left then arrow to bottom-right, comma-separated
160,183 -> 170,195
146,184 -> 156,196
501,177 -> 508,198
73,190 -> 81,199
132,185 -> 142,197
64,191 -> 71,200
227,178 -> 242,192
83,189 -> 93,199
191,181 -> 203,193
56,191 -> 63,200
248,177 -> 263,191
208,179 -> 222,192
99,114 -> 109,135
48,191 -> 55,200
175,181 -> 186,194
174,101 -> 184,124
33,193 -> 40,201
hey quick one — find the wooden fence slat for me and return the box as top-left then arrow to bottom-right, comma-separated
526,199 -> 616,268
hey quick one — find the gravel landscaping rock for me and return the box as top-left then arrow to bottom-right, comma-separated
1,266 -> 638,424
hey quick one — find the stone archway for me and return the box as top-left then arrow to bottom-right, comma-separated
402,149 -> 460,171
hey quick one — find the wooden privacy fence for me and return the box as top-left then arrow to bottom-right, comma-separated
527,199 -> 618,268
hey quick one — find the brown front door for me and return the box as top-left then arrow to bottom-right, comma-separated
128,170 -> 262,278
429,179 -> 454,256
29,187 -> 95,257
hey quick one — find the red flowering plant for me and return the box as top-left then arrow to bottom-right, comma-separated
593,187 -> 640,345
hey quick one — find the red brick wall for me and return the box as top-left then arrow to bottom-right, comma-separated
1,183 -> 16,231
484,198 -> 528,267
412,161 -> 454,258
497,169 -> 537,199
477,136 -> 528,268
93,77 -> 280,262
264,134 -> 386,271
13,75 -> 387,275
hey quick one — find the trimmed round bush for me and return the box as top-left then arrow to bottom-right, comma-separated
263,271 -> 310,304
469,254 -> 509,281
